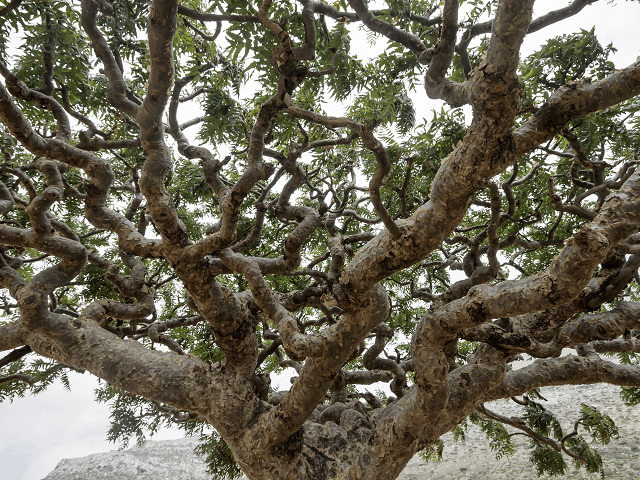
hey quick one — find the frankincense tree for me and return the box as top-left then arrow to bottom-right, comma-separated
1,0 -> 640,478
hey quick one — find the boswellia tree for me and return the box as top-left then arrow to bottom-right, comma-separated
1,0 -> 640,478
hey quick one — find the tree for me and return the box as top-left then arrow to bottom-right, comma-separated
0,0 -> 639,478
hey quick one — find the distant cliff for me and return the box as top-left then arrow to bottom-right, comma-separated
41,437 -> 216,480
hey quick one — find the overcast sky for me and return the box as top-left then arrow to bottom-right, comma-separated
2,0 -> 640,479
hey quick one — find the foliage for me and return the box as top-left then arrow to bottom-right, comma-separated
470,410 -> 516,460
529,444 -> 567,476
418,439 -> 444,463
194,430 -> 245,480
524,401 -> 564,441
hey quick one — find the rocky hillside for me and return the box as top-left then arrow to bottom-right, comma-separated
41,437 -> 208,480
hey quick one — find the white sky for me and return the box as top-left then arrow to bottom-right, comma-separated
1,0 -> 640,479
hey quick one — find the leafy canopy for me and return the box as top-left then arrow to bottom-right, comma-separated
0,0 -> 639,479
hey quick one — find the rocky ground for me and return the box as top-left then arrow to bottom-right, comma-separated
43,382 -> 640,480
397,382 -> 640,480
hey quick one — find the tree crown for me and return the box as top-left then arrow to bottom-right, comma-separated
1,0 -> 640,479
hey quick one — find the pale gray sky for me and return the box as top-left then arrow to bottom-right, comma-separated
1,0 -> 639,479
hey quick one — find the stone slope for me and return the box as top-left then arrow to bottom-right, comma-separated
41,437 -> 208,480
397,382 -> 640,480
43,382 -> 640,480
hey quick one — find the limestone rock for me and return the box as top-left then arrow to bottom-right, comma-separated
42,437 -> 213,480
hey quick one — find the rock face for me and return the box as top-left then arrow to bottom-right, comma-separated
397,382 -> 640,480
41,437 -> 210,480
43,382 -> 640,480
